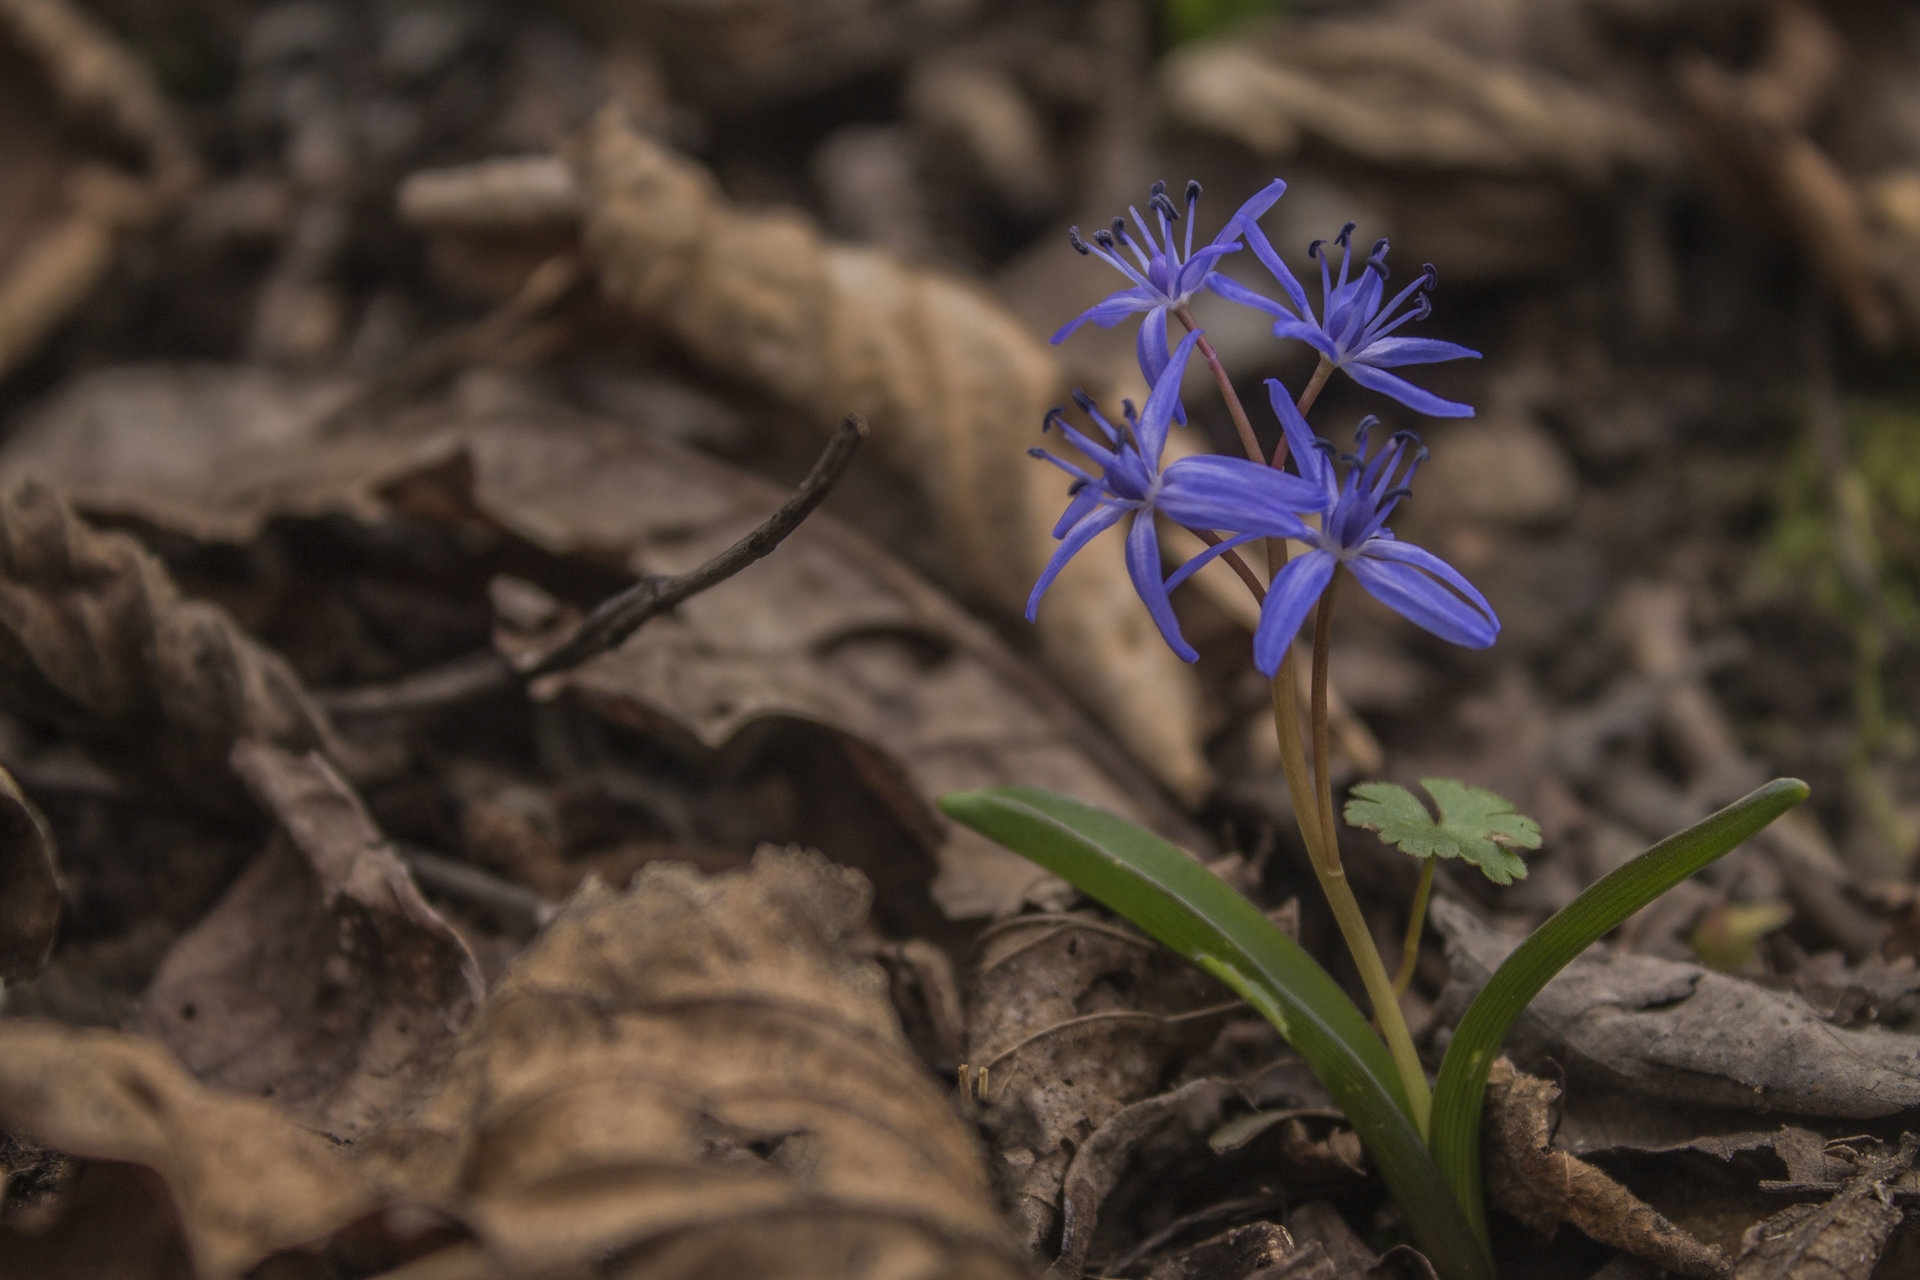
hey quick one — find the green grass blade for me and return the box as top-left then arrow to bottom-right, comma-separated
1428,778 -> 1810,1239
941,786 -> 1494,1280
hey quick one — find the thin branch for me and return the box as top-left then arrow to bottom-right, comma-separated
320,414 -> 869,718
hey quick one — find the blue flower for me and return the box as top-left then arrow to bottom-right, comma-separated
1030,330 -> 1328,661
1173,380 -> 1498,674
1052,178 -> 1288,396
1239,221 -> 1481,418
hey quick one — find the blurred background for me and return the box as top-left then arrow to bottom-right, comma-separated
2,0 -> 1919,992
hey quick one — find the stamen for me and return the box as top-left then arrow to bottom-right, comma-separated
1027,446 -> 1048,458
1094,229 -> 1117,250
1150,179 -> 1168,198
1308,238 -> 1326,259
1335,222 -> 1356,247
1185,179 -> 1202,206
1183,180 -> 1200,259
1366,238 -> 1391,278
1042,407 -> 1067,431
1421,263 -> 1438,290
1068,478 -> 1090,494
1151,191 -> 1181,223
1067,227 -> 1090,255
1111,217 -> 1130,242
1071,388 -> 1098,412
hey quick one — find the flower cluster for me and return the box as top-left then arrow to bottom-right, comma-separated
1030,178 -> 1498,673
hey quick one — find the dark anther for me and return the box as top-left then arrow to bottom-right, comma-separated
1185,179 -> 1202,206
1027,446 -> 1049,458
1120,398 -> 1138,420
1366,238 -> 1392,277
1307,238 -> 1326,259
1151,191 -> 1180,222
1071,388 -> 1098,413
1382,485 -> 1414,503
1067,227 -> 1090,255
1094,228 -> 1117,250
1413,446 -> 1431,465
1068,478 -> 1090,495
1043,407 -> 1066,431
1411,294 -> 1433,321
1150,179 -> 1168,197
1335,221 -> 1356,246
1111,217 -> 1130,242
1311,439 -> 1339,458
1388,429 -> 1422,447
1338,452 -> 1365,467
1421,263 -> 1439,288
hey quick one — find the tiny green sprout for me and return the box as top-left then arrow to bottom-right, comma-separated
1344,779 -> 1541,886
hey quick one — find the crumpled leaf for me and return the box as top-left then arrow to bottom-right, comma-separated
0,850 -> 1028,1280
1,367 -> 1181,919
1482,1058 -> 1729,1279
135,741 -> 484,1138
1144,1221 -> 1311,1280
965,910 -> 1225,1258
0,0 -> 198,378
1732,1136 -> 1917,1280
397,111 -> 1215,801
1344,778 -> 1541,885
0,479 -> 346,812
1434,899 -> 1920,1118
0,761 -> 60,980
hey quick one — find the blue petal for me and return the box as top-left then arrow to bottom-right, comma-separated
1348,550 -> 1497,648
1052,483 -> 1107,538
1137,328 -> 1203,466
1241,221 -> 1313,317
1136,307 -> 1182,426
1253,550 -> 1337,675
1171,242 -> 1243,299
1359,538 -> 1498,628
1051,288 -> 1158,344
1127,510 -> 1198,662
1165,530 -> 1264,593
1026,501 -> 1130,621
1343,362 -> 1475,417
1206,272 -> 1295,320
1158,455 -> 1323,532
1265,379 -> 1336,497
1356,336 -> 1482,367
1271,314 -> 1340,362
1221,178 -> 1287,241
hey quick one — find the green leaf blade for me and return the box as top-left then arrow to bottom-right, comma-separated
940,786 -> 1494,1280
1427,778 -> 1810,1241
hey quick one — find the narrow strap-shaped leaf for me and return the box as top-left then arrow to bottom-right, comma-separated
941,786 -> 1494,1280
1428,778 -> 1810,1240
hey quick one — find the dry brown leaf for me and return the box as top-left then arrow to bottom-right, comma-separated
399,112 -> 1214,801
1435,900 -> 1920,1118
1143,1221 -> 1312,1280
0,479 -> 345,811
1483,1058 -> 1730,1278
135,741 -> 483,1139
0,761 -> 59,980
966,911 -> 1227,1257
0,1020 -> 383,1278
1732,1136 -> 1917,1280
0,0 -> 198,378
2,369 -> 1183,918
374,846 -> 1027,1280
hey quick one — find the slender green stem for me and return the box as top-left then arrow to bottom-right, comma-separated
1394,860 -> 1437,996
1308,571 -> 1432,1134
1174,305 -> 1263,465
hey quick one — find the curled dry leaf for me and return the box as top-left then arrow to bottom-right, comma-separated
376,846 -> 1027,1280
1483,1058 -> 1730,1279
1434,899 -> 1920,1118
965,912 -> 1227,1257
0,480 -> 343,811
2,369 -> 1185,918
135,741 -> 483,1138
0,1021 -> 381,1278
0,0 -> 199,378
0,851 -> 1027,1280
401,111 -> 1214,801
0,761 -> 59,980
1143,1221 -> 1310,1280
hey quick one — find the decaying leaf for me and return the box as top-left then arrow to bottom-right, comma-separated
965,911 -> 1226,1257
0,761 -> 59,980
0,480 -> 346,812
1434,899 -> 1920,1118
1732,1136 -> 1917,1280
2,369 -> 1182,919
135,741 -> 483,1138
1483,1058 -> 1730,1279
1143,1221 -> 1311,1280
0,850 -> 1028,1280
1343,778 -> 1541,885
0,0 -> 199,378
399,111 -> 1215,801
